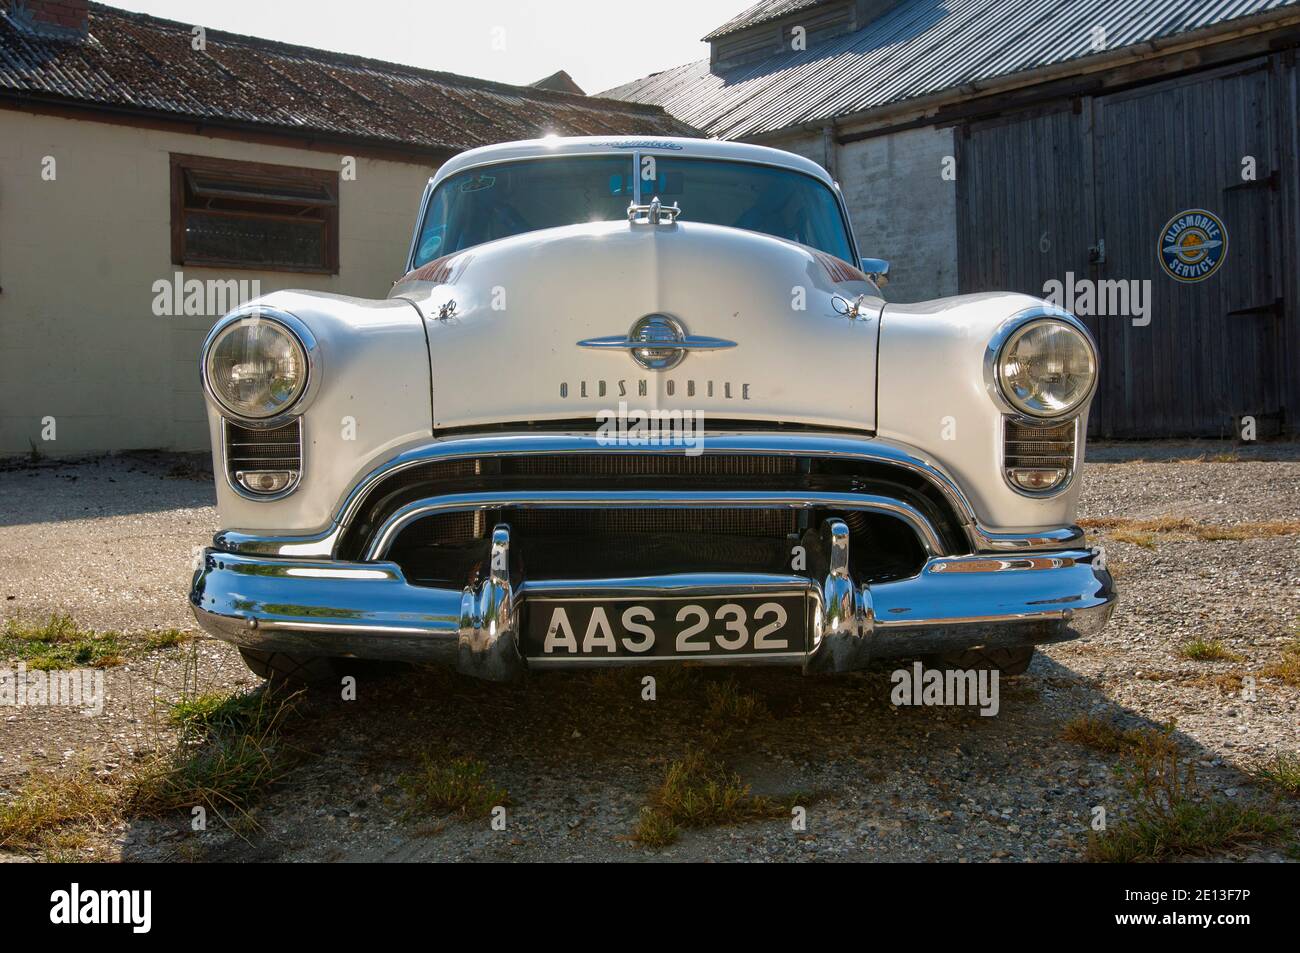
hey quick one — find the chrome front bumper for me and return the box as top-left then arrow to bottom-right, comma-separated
191,518 -> 1115,680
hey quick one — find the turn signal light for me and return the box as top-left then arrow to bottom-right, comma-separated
236,469 -> 297,494
1007,467 -> 1067,492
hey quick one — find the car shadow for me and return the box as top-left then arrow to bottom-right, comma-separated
117,648 -> 1282,863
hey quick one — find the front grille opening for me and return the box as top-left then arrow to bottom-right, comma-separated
1004,418 -> 1075,489
338,453 -> 969,559
388,507 -> 927,590
224,418 -> 301,493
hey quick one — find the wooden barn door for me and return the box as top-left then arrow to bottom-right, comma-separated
958,60 -> 1286,437
1092,59 -> 1284,437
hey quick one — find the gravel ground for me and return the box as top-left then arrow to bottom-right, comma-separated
0,442 -> 1297,862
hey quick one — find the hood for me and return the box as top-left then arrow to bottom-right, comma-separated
394,220 -> 881,432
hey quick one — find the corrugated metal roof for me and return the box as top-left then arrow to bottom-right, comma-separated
606,0 -> 1300,140
703,0 -> 835,41
0,2 -> 694,155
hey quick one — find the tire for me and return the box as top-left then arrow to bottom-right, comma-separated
238,648 -> 346,687
928,646 -> 1035,676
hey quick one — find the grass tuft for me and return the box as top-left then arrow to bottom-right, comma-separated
632,806 -> 681,849
1178,639 -> 1243,663
1260,639 -> 1300,687
1079,516 -> 1299,543
704,678 -> 765,729
1111,530 -> 1157,549
0,614 -> 124,670
399,755 -> 507,821
144,628 -> 192,650
1087,732 -> 1287,862
1252,754 -> 1300,798
0,769 -> 118,853
634,749 -> 795,848
1061,716 -> 1178,757
125,689 -> 295,818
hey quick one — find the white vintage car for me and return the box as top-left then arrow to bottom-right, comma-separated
191,136 -> 1115,684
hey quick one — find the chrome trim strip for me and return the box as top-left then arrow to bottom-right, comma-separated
212,432 -> 1087,558
576,335 -> 737,351
361,488 -> 945,561
522,573 -> 811,599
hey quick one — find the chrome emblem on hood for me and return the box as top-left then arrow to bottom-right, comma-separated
577,314 -> 736,371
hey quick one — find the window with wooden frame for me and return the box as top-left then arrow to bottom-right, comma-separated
171,154 -> 339,274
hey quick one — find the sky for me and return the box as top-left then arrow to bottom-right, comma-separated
107,0 -> 745,94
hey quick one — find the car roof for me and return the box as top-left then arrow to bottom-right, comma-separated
429,136 -> 836,189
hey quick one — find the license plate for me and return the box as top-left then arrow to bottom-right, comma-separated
523,592 -> 808,662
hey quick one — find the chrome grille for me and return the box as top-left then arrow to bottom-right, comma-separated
510,455 -> 799,478
341,451 -> 972,560
225,419 -> 301,475
1003,419 -> 1075,472
399,509 -> 795,545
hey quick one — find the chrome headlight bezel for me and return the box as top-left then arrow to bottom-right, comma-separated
985,307 -> 1098,421
201,306 -> 319,429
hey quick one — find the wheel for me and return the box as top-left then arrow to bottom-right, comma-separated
927,646 -> 1035,676
238,648 -> 346,687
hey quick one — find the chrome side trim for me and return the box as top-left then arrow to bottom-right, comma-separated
361,488 -> 945,561
969,524 -> 1086,552
211,432 -> 1087,558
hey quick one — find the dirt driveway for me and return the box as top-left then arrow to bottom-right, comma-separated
1,446 -> 1297,862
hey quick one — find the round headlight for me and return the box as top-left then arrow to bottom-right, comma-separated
205,317 -> 308,420
996,319 -> 1097,418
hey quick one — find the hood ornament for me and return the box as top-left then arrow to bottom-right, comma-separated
578,314 -> 735,371
627,196 -> 681,226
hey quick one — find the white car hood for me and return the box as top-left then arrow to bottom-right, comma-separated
394,220 -> 880,432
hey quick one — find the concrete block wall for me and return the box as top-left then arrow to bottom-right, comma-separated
773,126 -> 960,303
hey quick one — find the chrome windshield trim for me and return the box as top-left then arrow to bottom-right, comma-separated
362,488 -> 944,561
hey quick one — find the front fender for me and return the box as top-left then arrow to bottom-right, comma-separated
876,293 -> 1091,532
205,291 -> 433,534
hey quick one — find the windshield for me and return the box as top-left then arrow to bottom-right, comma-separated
413,154 -> 855,266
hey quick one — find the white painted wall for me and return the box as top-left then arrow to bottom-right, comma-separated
0,110 -> 436,455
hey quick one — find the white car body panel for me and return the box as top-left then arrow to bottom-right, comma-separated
876,293 -> 1086,531
395,219 -> 881,433
206,292 -> 433,534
